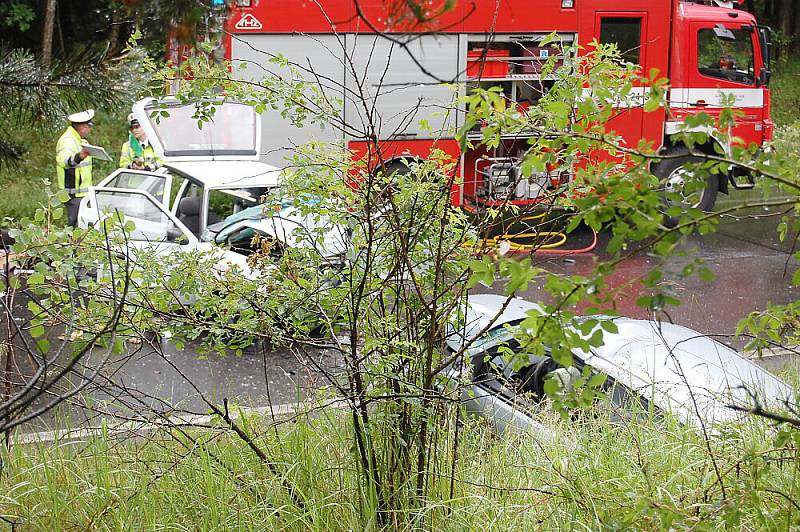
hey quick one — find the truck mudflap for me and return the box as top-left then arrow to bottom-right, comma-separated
728,165 -> 756,191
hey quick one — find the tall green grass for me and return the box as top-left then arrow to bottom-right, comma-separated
1,405 -> 797,530
771,57 -> 800,127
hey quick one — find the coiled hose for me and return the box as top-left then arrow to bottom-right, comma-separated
469,210 -> 598,255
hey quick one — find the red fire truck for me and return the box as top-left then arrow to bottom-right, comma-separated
222,0 -> 772,212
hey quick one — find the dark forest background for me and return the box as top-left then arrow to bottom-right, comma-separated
0,0 -> 208,63
0,1 -> 797,65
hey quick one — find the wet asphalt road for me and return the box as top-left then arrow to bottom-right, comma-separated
26,212 -> 800,429
512,211 -> 799,336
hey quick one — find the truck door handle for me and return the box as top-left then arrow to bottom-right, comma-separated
691,100 -> 709,107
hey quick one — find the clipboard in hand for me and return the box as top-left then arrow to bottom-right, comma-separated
82,143 -> 112,162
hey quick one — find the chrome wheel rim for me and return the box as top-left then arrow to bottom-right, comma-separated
664,166 -> 704,208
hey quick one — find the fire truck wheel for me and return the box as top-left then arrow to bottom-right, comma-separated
382,159 -> 412,176
653,147 -> 719,228
370,159 -> 413,204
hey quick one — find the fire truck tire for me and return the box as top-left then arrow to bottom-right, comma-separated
382,158 -> 413,176
371,158 -> 417,203
653,147 -> 719,228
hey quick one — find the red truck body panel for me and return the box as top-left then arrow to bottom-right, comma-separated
219,0 -> 771,208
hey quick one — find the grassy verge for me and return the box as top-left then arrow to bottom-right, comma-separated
771,57 -> 800,127
1,405 -> 797,530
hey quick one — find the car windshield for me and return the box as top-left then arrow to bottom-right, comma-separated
697,26 -> 755,85
208,204 -> 267,237
205,186 -> 271,227
466,320 -> 523,352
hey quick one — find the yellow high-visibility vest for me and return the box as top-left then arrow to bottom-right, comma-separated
55,126 -> 92,197
119,140 -> 163,169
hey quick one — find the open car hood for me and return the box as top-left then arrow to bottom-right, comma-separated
131,97 -> 262,163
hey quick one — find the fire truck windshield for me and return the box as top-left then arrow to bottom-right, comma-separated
697,27 -> 755,85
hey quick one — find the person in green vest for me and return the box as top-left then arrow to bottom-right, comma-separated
119,114 -> 163,171
55,109 -> 94,227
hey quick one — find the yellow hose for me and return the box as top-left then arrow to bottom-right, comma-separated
468,212 -> 569,252
478,231 -> 568,251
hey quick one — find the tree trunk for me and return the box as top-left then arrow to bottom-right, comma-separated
56,1 -> 65,57
41,0 -> 57,67
107,8 -> 123,56
776,0 -> 792,38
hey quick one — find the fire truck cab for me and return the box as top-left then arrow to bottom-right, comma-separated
225,0 -> 772,211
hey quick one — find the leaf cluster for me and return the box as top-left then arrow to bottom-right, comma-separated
0,46 -> 124,165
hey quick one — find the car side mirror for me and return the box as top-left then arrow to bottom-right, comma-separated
166,227 -> 191,245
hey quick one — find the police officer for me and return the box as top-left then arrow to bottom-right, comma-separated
119,114 -> 162,171
56,109 -> 94,227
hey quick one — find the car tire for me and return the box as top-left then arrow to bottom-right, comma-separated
652,146 -> 719,228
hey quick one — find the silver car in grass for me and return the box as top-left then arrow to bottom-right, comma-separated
443,294 -> 794,436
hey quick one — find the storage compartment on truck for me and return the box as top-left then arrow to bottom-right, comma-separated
519,45 -> 563,74
467,49 -> 511,78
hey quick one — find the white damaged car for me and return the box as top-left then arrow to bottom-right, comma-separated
444,294 -> 794,437
77,98 -> 348,278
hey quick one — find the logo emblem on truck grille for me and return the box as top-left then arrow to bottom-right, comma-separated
235,14 -> 263,30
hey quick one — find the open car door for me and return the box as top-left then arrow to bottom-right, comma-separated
79,187 -> 197,246
79,169 -> 175,229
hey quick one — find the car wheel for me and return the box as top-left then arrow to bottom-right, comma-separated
652,147 -> 719,228
308,322 -> 328,339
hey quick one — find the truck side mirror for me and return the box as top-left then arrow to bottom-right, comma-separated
713,24 -> 736,40
758,67 -> 771,86
758,26 -> 772,73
